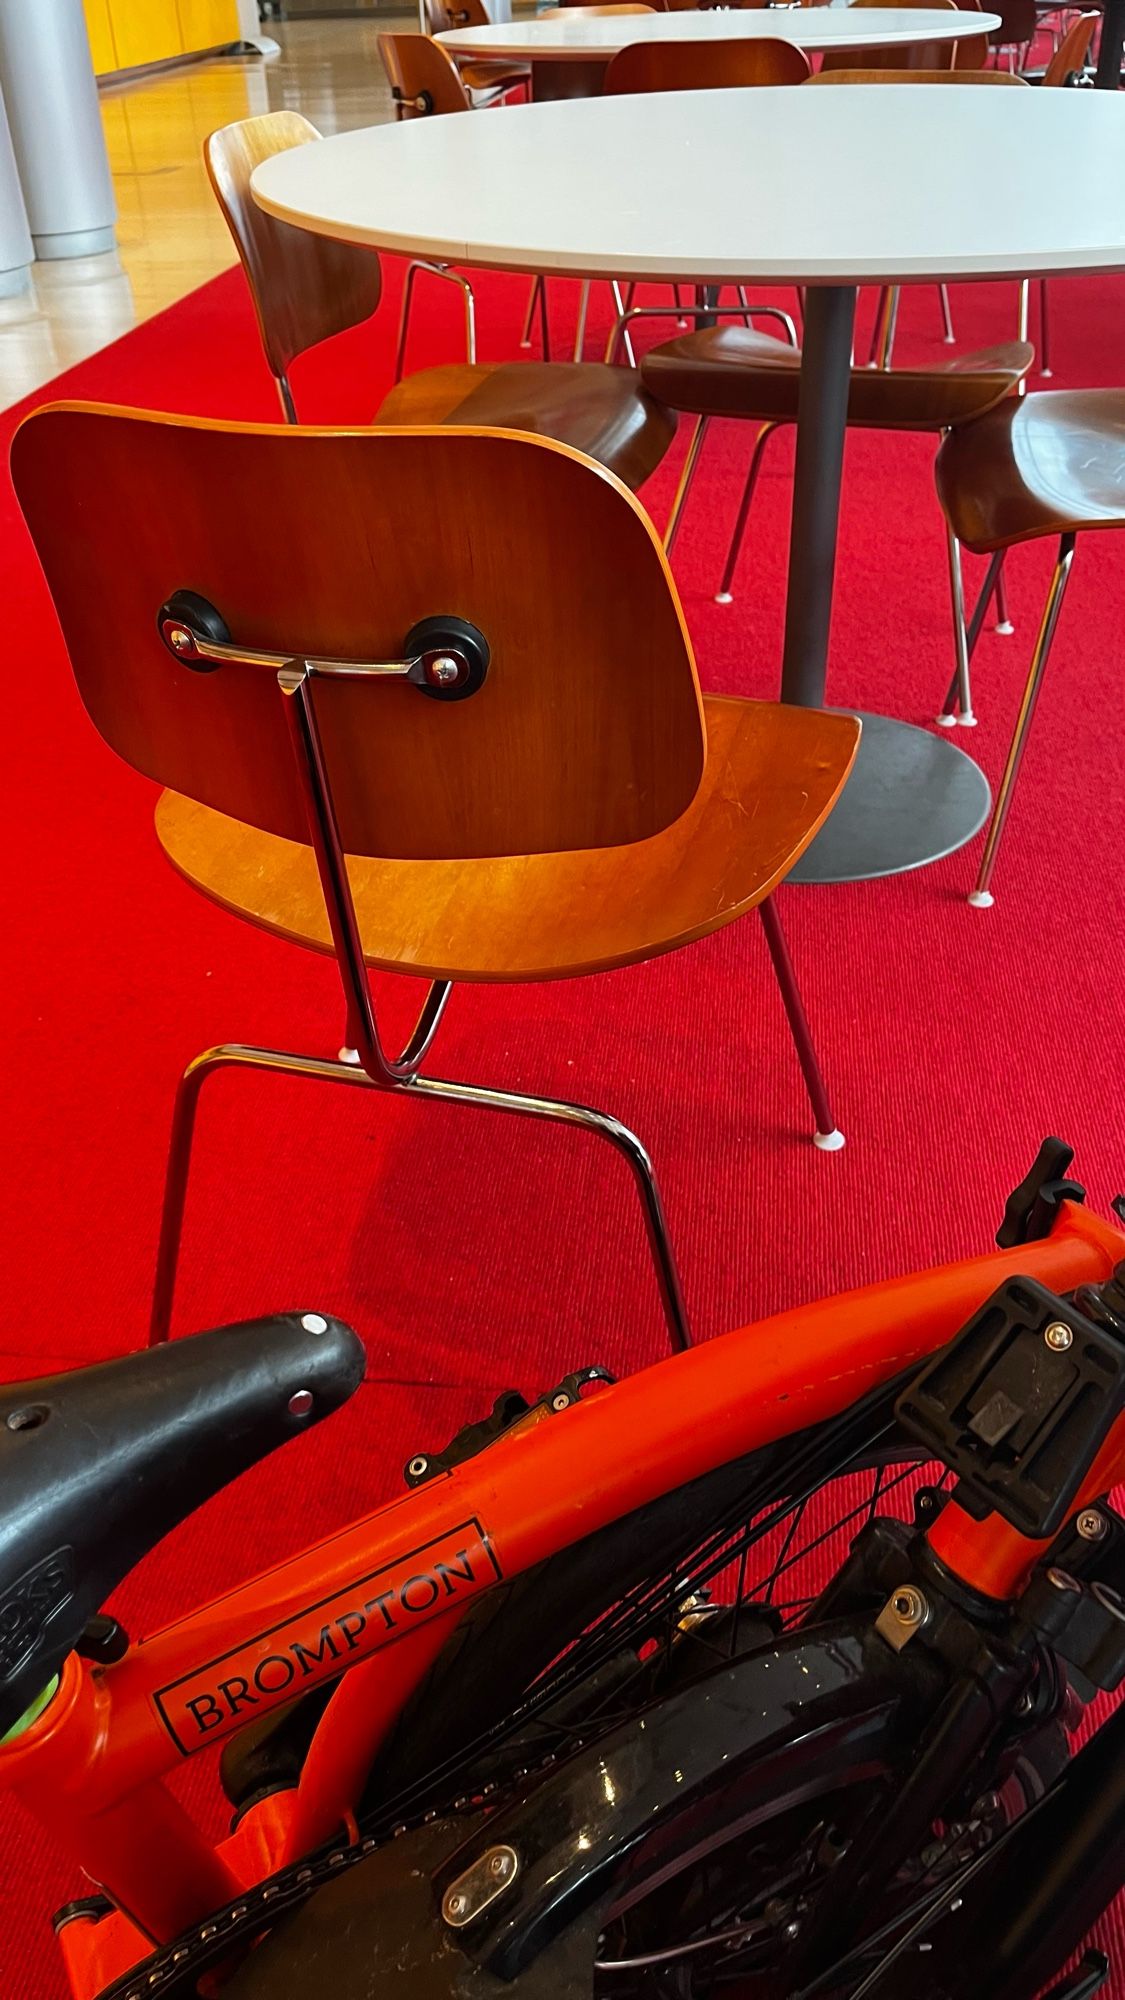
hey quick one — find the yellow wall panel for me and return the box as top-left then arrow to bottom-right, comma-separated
177,0 -> 240,52
109,0 -> 184,70
83,0 -> 118,74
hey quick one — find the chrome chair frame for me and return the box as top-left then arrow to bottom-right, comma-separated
148,637 -> 694,1349
395,258 -> 478,377
967,531 -> 1075,907
149,625 -> 843,1349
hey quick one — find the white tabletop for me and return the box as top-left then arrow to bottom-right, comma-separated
437,7 -> 997,60
252,87 -> 1125,287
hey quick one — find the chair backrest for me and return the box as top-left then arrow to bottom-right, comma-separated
987,0 -> 1037,42
951,30 -> 991,66
204,113 -> 383,392
378,32 -> 473,116
12,407 -> 707,865
421,0 -> 489,30
807,62 -> 1027,79
820,0 -> 959,69
604,35 -> 810,88
1043,9 -> 1097,82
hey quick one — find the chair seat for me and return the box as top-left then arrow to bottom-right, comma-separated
640,327 -> 1033,431
935,389 -> 1125,553
154,696 -> 859,983
378,361 -> 677,492
460,57 -> 531,92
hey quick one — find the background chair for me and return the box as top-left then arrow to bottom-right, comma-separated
820,0 -> 982,359
597,40 -> 805,382
205,110 -> 675,493
418,0 -> 530,104
603,36 -> 810,88
934,389 -> 1125,905
374,36 -> 485,372
635,65 -> 1031,736
13,408 -> 860,1351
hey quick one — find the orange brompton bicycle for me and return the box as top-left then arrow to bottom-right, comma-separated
4,1140 -> 1125,1999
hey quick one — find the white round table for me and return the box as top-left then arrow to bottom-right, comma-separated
437,8 -> 998,67
253,89 -> 1125,881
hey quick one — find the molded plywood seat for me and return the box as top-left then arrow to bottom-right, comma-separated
641,329 -> 1031,430
378,360 -> 675,489
936,390 -> 1125,548
156,696 -> 854,982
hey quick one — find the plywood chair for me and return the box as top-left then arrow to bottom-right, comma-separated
603,36 -> 811,87
933,389 -> 1125,905
13,408 -> 859,1351
418,0 -> 530,102
639,66 -> 1032,734
819,0 -> 965,72
204,111 -> 675,488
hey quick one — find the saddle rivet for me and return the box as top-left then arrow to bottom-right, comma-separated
168,626 -> 193,654
1044,1320 -> 1073,1351
429,654 -> 461,686
288,1389 -> 314,1418
300,1313 -> 328,1335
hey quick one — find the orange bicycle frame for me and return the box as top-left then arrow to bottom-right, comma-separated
5,1197 -> 1125,1999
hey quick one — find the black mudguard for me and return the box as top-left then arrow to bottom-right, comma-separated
225,1619 -> 916,1996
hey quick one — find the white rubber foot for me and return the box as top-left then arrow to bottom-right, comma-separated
814,1128 -> 846,1152
714,591 -> 734,605
994,620 -> 1014,636
943,333 -> 957,344
338,1046 -> 361,1065
957,710 -> 978,728
1041,367 -> 1054,379
935,712 -> 958,728
519,338 -> 532,349
967,890 -> 994,909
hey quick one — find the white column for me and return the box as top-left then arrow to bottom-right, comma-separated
0,0 -> 115,261
0,74 -> 31,295
235,0 -> 280,58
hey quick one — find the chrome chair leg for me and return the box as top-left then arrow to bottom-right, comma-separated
520,275 -> 541,351
993,562 -> 1014,635
573,279 -> 591,361
867,288 -> 889,368
276,373 -> 298,424
936,525 -> 978,729
149,1039 -> 692,1352
714,422 -> 780,604
1018,276 -> 1030,347
877,286 -> 901,370
538,273 -> 551,360
938,282 -> 956,344
937,546 -> 1005,724
968,533 -> 1076,909
394,260 -> 477,381
758,898 -> 843,1151
664,415 -> 710,554
1039,278 -> 1053,377
610,281 -> 636,368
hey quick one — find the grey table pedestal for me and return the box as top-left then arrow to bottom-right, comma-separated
779,285 -> 991,884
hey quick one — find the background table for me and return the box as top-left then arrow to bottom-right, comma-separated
438,8 -> 999,64
439,9 -> 997,100
253,88 -> 1125,882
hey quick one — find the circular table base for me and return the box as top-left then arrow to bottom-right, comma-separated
788,711 -> 990,886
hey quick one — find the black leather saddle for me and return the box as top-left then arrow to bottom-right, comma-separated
0,1313 -> 364,1739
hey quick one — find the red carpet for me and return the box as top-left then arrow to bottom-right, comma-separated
1,254 -> 1123,1994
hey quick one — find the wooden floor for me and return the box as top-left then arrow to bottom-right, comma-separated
0,20 -> 409,412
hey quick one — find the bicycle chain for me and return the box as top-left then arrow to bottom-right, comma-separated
94,1757 -> 543,2000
